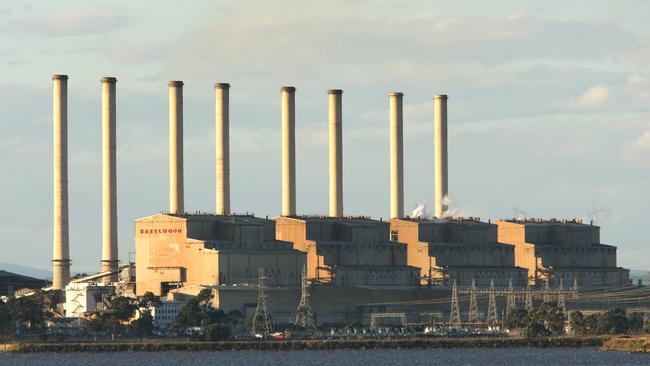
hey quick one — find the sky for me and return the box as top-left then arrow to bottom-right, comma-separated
0,0 -> 649,273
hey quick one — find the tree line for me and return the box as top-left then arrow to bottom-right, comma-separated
504,302 -> 650,337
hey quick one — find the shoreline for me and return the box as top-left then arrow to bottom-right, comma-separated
0,336 -> 607,353
600,336 -> 650,353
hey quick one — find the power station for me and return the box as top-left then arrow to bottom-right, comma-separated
50,75 -> 633,325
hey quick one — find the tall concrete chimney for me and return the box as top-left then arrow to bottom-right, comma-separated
389,92 -> 404,219
434,94 -> 448,218
281,86 -> 296,217
215,83 -> 230,215
168,81 -> 184,214
52,74 -> 70,290
101,77 -> 118,281
328,89 -> 343,217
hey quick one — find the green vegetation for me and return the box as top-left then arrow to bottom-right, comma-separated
168,289 -> 242,340
505,304 -> 650,338
569,308 -> 649,335
0,290 -> 64,339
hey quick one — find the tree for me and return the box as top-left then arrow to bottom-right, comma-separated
597,308 -> 629,334
92,296 -> 138,336
203,323 -> 231,341
523,320 -> 550,338
584,313 -> 599,335
196,289 -> 214,315
504,309 -> 529,330
8,295 -> 46,331
0,300 -> 14,338
628,312 -> 644,333
206,308 -> 226,325
129,310 -> 154,338
139,292 -> 161,313
169,298 -> 203,333
532,302 -> 565,335
569,311 -> 586,335
106,296 -> 138,322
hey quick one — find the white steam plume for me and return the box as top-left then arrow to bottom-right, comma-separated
411,201 -> 427,218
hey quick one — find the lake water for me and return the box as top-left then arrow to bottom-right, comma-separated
1,348 -> 649,366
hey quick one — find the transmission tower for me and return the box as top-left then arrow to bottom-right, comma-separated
468,278 -> 480,324
506,278 -> 516,316
543,280 -> 551,304
487,279 -> 498,325
525,282 -> 533,311
252,268 -> 273,336
294,265 -> 316,329
557,277 -> 566,312
449,279 -> 461,328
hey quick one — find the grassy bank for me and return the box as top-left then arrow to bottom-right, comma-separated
600,336 -> 650,353
0,336 -> 606,353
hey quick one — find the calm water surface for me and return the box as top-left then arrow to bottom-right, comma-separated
0,348 -> 648,366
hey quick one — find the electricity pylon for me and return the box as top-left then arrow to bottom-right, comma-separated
557,278 -> 566,313
252,268 -> 272,336
543,280 -> 551,304
294,265 -> 316,329
449,279 -> 461,328
487,279 -> 498,325
525,282 -> 533,311
468,278 -> 480,324
506,279 -> 516,316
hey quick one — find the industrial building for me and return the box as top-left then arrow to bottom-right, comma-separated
48,75 -> 633,327
496,218 -> 631,287
389,217 -> 529,287
64,282 -> 115,317
0,270 -> 49,296
275,216 -> 420,286
135,213 -> 306,296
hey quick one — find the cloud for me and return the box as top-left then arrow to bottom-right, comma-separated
568,84 -> 610,108
621,130 -> 650,166
10,7 -> 130,36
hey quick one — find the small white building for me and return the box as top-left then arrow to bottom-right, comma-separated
151,300 -> 183,330
64,282 -> 115,317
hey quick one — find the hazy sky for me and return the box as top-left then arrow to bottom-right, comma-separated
1,0 -> 649,273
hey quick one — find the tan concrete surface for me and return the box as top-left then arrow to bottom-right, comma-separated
168,81 -> 184,214
52,74 -> 70,290
281,86 -> 296,217
101,77 -> 118,280
328,90 -> 343,217
215,83 -> 230,215
389,92 -> 404,219
434,94 -> 448,218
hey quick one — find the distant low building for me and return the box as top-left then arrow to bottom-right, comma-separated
150,300 -> 183,331
0,270 -> 49,296
64,282 -> 115,317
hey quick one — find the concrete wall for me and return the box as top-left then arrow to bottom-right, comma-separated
496,219 -> 625,286
334,266 -> 419,286
391,218 -> 523,286
446,267 -> 528,287
549,267 -> 631,287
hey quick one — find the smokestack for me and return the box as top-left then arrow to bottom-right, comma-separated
215,83 -> 230,215
328,89 -> 343,217
281,86 -> 296,217
52,74 -> 70,290
434,94 -> 448,218
101,77 -> 118,281
168,81 -> 184,214
389,92 -> 404,219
